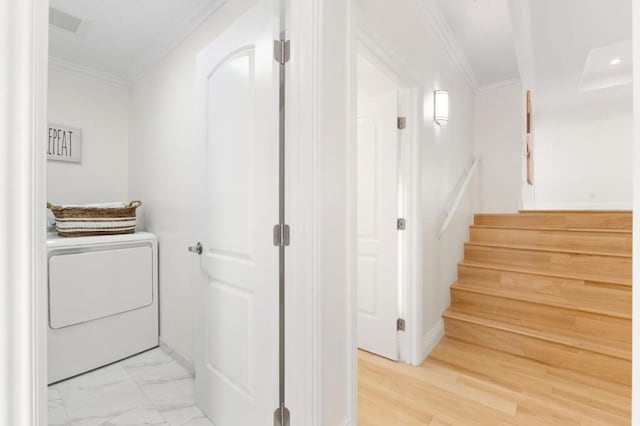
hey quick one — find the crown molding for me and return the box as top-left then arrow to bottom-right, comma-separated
48,56 -> 129,89
50,0 -> 228,89
417,0 -> 479,90
125,0 -> 228,83
474,78 -> 521,94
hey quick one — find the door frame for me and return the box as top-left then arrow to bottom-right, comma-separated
354,27 -> 424,366
7,0 -> 325,424
1,0 -> 49,424
348,15 -> 424,421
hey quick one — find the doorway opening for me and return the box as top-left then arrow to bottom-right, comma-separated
352,28 -> 424,421
43,1 -> 284,425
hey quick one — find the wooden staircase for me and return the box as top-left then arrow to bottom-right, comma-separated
440,211 -> 632,387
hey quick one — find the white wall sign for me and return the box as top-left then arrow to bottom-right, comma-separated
48,124 -> 82,163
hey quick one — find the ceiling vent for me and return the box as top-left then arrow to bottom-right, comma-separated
49,7 -> 82,34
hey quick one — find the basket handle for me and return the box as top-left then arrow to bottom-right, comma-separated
128,201 -> 142,209
47,202 -> 59,209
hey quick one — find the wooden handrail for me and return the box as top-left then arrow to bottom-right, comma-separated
438,156 -> 481,239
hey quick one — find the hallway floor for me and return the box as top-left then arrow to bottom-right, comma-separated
48,348 -> 212,426
358,337 -> 631,425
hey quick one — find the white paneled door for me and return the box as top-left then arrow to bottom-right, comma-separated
195,1 -> 278,425
357,89 -> 400,361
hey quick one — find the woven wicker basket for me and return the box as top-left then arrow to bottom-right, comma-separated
47,201 -> 142,237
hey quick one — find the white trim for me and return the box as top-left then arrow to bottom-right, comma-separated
35,1 -> 49,424
405,85 -> 424,367
49,56 -> 129,89
474,78 -> 522,94
422,319 -> 445,361
287,0 -> 322,424
347,2 -> 358,425
159,338 -> 195,377
0,0 -> 49,424
416,0 -> 479,90
126,0 -> 228,82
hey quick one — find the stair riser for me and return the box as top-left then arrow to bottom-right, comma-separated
464,245 -> 631,283
470,228 -> 631,255
444,318 -> 631,386
450,289 -> 631,347
474,213 -> 632,230
457,265 -> 631,317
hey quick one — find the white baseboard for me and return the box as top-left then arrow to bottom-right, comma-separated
159,337 -> 195,377
422,319 -> 445,363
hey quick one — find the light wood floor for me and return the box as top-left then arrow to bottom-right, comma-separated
358,338 -> 631,425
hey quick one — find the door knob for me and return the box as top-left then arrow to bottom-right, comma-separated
188,242 -> 203,255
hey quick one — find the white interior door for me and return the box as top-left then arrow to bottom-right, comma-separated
195,2 -> 278,424
357,89 -> 400,361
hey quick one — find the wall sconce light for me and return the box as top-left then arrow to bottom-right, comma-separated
434,90 -> 449,125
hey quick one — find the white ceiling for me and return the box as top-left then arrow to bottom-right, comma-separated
530,0 -> 632,113
434,0 -> 520,87
49,0 -> 226,87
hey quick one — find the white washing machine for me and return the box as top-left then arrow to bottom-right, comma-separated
47,232 -> 159,384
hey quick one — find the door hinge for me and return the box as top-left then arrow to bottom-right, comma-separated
273,224 -> 290,247
397,218 -> 407,230
397,318 -> 406,331
397,116 -> 407,130
273,40 -> 291,65
274,405 -> 290,426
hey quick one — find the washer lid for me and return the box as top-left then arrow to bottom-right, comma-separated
47,231 -> 157,248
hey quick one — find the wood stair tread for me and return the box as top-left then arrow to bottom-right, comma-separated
442,309 -> 631,361
458,260 -> 632,287
474,213 -> 632,231
471,224 -> 632,234
465,241 -> 631,258
451,282 -> 631,319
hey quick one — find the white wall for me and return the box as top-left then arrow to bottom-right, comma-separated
47,69 -> 129,205
533,102 -> 633,209
473,82 -> 523,213
127,0 -> 257,366
356,0 -> 475,360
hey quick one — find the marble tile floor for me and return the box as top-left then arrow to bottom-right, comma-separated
48,348 -> 213,426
